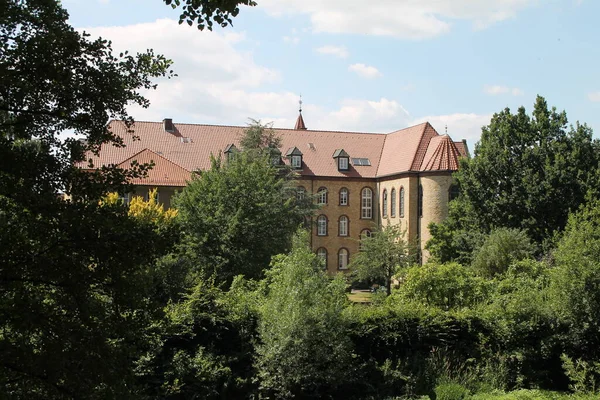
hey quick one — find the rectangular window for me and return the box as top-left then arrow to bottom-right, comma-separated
339,189 -> 348,206
338,157 -> 349,170
339,216 -> 348,236
291,155 -> 302,169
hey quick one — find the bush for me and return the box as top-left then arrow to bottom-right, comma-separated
472,228 -> 535,278
435,382 -> 470,400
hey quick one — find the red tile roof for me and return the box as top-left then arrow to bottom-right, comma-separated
294,113 -> 307,130
116,148 -> 191,186
421,135 -> 462,171
83,119 -> 466,184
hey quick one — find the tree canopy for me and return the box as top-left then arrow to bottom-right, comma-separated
1,0 -> 175,396
428,96 -> 600,262
163,0 -> 257,30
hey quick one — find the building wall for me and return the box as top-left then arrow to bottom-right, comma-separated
297,177 -> 378,274
131,186 -> 181,209
419,173 -> 453,262
131,172 -> 454,269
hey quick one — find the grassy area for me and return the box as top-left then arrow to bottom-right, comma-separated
468,390 -> 597,399
347,291 -> 372,303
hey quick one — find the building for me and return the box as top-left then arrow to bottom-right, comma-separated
83,112 -> 468,270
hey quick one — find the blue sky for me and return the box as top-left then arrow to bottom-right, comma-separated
62,0 -> 599,148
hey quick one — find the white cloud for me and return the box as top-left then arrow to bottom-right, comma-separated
79,19 -> 293,125
258,0 -> 538,39
349,63 -> 382,79
315,45 -> 349,58
315,98 -> 410,132
588,92 -> 600,102
412,112 -> 493,149
283,36 -> 300,44
484,85 -> 524,96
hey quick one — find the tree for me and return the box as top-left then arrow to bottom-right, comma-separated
350,223 -> 413,296
550,201 -> 600,363
397,262 -> 489,310
0,0 -> 174,397
163,0 -> 256,30
255,231 -> 355,398
471,228 -> 536,278
173,144 -> 312,284
428,96 -> 599,260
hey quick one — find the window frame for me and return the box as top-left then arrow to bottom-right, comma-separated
317,247 -> 328,269
359,229 -> 372,251
399,186 -> 405,218
338,248 -> 350,270
296,186 -> 306,201
361,187 -> 373,219
317,187 -> 328,205
317,215 -> 328,236
390,188 -> 396,218
339,187 -> 349,206
338,215 -> 349,237
291,155 -> 302,169
338,157 -> 349,171
382,189 -> 388,218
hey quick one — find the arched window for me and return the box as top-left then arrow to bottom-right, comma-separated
361,188 -> 373,219
317,215 -> 328,236
338,248 -> 349,270
317,247 -> 327,269
418,185 -> 423,217
339,188 -> 349,206
399,187 -> 405,218
339,215 -> 349,236
359,229 -> 372,251
317,187 -> 328,205
391,188 -> 396,217
382,189 -> 388,218
296,186 -> 306,201
449,185 -> 460,202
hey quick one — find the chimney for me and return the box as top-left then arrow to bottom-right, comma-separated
163,118 -> 174,133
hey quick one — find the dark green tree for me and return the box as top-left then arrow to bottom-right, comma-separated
173,144 -> 312,284
0,0 -> 175,397
163,0 -> 256,30
428,96 -> 600,261
350,223 -> 413,296
471,228 -> 536,278
255,231 -> 355,398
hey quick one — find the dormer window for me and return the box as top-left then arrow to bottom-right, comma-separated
224,144 -> 238,162
268,147 -> 282,166
285,147 -> 303,169
333,149 -> 350,171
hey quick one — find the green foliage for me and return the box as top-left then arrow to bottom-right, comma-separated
255,231 -> 355,398
435,382 -> 470,400
472,228 -> 536,278
561,354 -> 600,394
163,0 -> 256,30
550,201 -> 600,362
397,262 -> 490,310
350,223 -> 413,295
174,150 -> 310,283
0,1 -> 174,397
429,96 -> 599,261
135,281 -> 257,399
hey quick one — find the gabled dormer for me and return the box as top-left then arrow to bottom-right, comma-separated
285,147 -> 303,169
224,143 -> 238,162
268,146 -> 282,166
333,149 -> 350,171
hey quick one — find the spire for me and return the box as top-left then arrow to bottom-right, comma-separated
294,95 -> 307,130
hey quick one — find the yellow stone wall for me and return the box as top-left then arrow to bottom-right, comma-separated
131,171 -> 454,270
297,178 -> 377,274
419,173 -> 453,262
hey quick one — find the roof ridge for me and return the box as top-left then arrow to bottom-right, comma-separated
110,119 -> 431,137
409,122 -> 436,171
